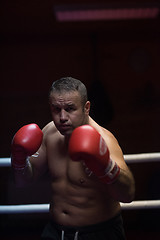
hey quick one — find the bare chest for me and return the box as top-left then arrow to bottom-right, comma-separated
46,140 -> 93,186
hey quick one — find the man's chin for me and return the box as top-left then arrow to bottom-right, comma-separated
58,128 -> 72,136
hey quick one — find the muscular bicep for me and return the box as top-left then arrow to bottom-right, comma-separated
29,142 -> 48,180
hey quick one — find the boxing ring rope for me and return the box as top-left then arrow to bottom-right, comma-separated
123,152 -> 160,163
1,200 -> 160,214
0,152 -> 160,214
1,152 -> 160,167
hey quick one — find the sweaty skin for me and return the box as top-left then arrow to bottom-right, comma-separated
28,91 -> 135,227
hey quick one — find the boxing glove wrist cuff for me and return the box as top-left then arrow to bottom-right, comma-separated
11,156 -> 30,171
99,158 -> 120,184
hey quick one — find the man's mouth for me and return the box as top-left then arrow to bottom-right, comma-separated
59,124 -> 71,130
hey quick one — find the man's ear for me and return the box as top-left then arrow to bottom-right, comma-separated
84,101 -> 90,115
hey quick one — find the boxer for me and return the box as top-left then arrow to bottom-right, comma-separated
11,77 -> 135,239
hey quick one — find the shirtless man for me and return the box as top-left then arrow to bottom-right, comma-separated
11,77 -> 135,240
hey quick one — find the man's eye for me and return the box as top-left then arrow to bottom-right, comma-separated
52,106 -> 60,112
66,107 -> 74,112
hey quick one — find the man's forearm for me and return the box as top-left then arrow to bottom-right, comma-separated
13,158 -> 33,188
107,168 -> 135,203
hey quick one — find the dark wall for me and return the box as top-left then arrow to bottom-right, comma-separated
1,33 -> 160,156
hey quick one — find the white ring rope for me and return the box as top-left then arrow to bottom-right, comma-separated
120,200 -> 160,210
1,154 -> 160,214
124,152 -> 160,163
0,200 -> 160,214
0,204 -> 49,214
1,152 -> 160,167
0,158 -> 11,167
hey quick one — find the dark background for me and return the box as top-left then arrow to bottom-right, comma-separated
0,1 -> 160,239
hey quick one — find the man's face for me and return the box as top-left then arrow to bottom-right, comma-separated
49,90 -> 90,136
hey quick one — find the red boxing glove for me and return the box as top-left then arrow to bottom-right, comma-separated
11,124 -> 43,170
68,125 -> 120,184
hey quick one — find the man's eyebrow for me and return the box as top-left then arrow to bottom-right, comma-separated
50,103 -> 60,109
67,103 -> 75,106
50,103 -> 75,107
50,103 -> 57,106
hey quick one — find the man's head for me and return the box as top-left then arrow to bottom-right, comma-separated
49,77 -> 90,136
49,77 -> 88,108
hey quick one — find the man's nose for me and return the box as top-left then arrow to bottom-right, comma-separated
60,109 -> 68,122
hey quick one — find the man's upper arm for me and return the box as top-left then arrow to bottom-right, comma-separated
29,140 -> 48,180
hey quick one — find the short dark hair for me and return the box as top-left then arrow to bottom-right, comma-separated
49,77 -> 88,107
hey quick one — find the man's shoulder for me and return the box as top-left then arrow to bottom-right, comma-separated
89,117 -> 112,135
42,121 -> 58,136
89,116 -> 116,141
